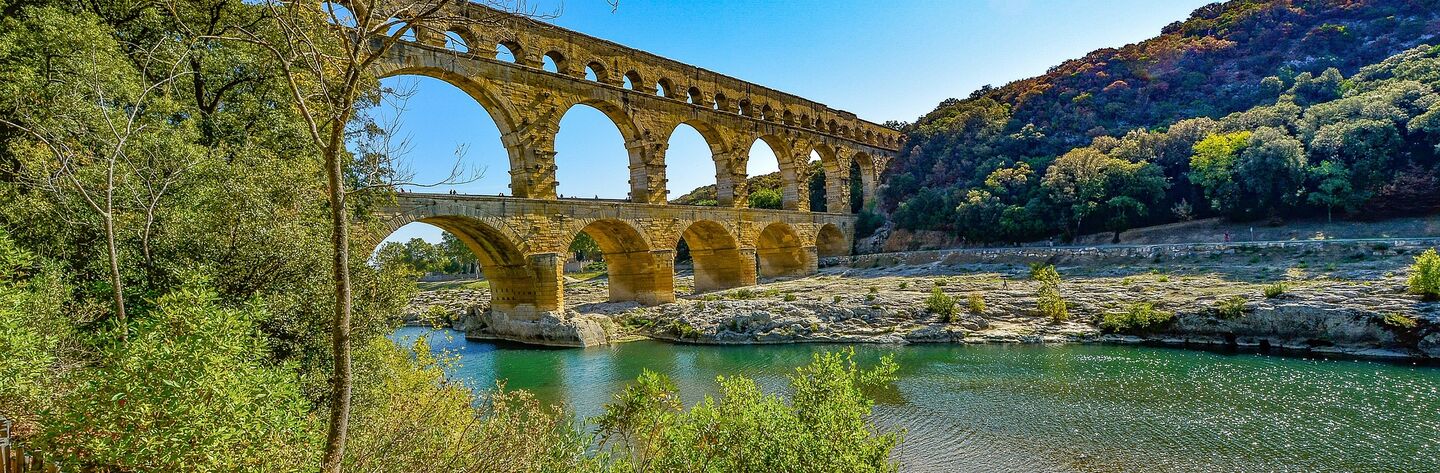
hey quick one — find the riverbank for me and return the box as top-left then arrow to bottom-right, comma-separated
405,240 -> 1440,360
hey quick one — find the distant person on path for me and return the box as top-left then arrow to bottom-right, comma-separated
1224,231 -> 1231,243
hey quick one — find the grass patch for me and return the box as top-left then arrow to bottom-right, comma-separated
968,293 -> 986,315
1263,282 -> 1287,298
1380,312 -> 1418,330
1216,296 -> 1247,319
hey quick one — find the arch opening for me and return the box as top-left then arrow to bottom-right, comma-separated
386,20 -> 417,42
496,41 -> 520,63
806,150 -> 827,212
738,99 -> 753,117
745,136 -> 792,210
570,220 -> 671,305
687,87 -> 703,105
554,102 -> 638,200
851,152 -> 874,213
713,93 -> 728,112
373,219 -> 555,318
543,51 -> 565,73
665,122 -> 724,206
678,220 -> 752,293
816,224 -> 848,258
756,222 -> 813,279
656,78 -> 674,98
442,30 -> 470,52
623,71 -> 643,91
584,62 -> 607,82
371,73 -> 513,195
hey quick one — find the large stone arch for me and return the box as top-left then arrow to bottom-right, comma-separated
756,222 -> 815,278
371,64 -> 531,194
679,219 -> 755,292
748,134 -> 801,210
567,218 -> 673,305
660,119 -> 737,206
374,211 -> 561,319
552,99 -> 648,200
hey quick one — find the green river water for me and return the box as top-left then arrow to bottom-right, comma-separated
393,327 -> 1440,472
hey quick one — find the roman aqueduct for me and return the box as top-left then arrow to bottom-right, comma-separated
364,0 -> 905,323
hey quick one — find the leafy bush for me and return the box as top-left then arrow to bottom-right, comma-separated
967,293 -> 986,315
925,287 -> 957,321
1263,282 -> 1287,298
898,281 -> 909,290
595,349 -> 901,472
1099,302 -> 1175,333
1031,265 -> 1068,322
1407,248 -> 1440,300
1217,296 -> 1247,319
582,260 -> 608,272
783,293 -> 798,302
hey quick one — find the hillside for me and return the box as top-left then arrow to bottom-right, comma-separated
671,161 -> 835,210
884,0 -> 1440,243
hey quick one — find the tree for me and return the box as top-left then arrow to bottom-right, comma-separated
0,5 -> 197,339
1306,160 -> 1356,222
748,188 -> 783,209
184,2 -> 508,468
1235,126 -> 1308,218
439,232 -> 479,275
570,232 -> 601,261
1188,131 -> 1251,214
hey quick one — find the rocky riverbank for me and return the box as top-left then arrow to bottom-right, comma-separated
406,244 -> 1440,359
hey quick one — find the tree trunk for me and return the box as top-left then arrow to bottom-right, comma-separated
320,124 -> 353,473
104,211 -> 127,341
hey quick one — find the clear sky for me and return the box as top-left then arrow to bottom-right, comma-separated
377,0 -> 1213,246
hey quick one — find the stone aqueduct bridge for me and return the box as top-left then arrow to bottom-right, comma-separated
379,194 -> 855,319
368,1 -> 902,329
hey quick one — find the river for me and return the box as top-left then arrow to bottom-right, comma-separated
393,327 -> 1439,472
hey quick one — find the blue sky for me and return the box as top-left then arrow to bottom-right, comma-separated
379,0 -> 1213,245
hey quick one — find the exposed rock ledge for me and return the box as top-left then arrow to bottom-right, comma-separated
405,244 -> 1440,359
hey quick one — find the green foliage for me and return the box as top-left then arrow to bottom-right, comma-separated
1189,131 -> 1251,213
883,1 -> 1440,241
570,232 -> 602,261
783,293 -> 798,302
1099,302 -> 1175,333
925,287 -> 957,321
595,350 -> 901,473
898,281 -> 909,290
967,293 -> 986,315
747,188 -> 784,210
1263,282 -> 1288,298
1217,296 -> 1248,319
1031,265 -> 1068,322
1407,248 -> 1440,300
35,285 -> 315,472
342,337 -> 600,472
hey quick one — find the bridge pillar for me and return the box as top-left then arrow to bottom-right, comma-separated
604,249 -> 676,305
503,127 -> 559,199
715,150 -> 749,208
785,150 -> 816,212
627,139 -> 668,204
692,247 -> 758,292
757,245 -> 817,279
825,158 -> 853,214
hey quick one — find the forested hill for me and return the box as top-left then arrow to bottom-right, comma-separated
884,0 -> 1440,242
